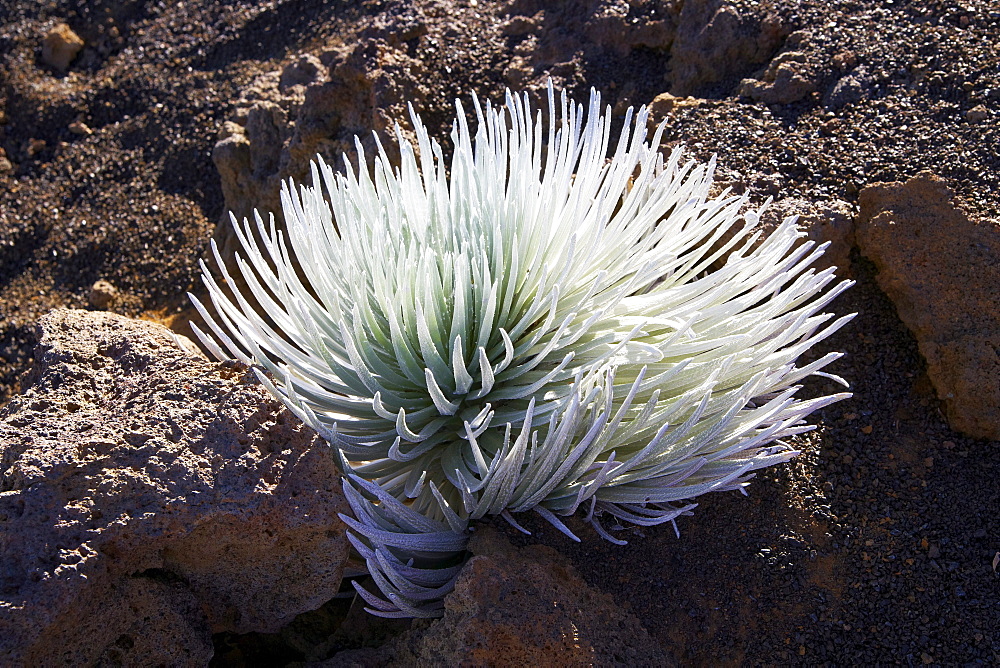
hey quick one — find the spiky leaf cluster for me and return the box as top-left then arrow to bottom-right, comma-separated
192,85 -> 853,618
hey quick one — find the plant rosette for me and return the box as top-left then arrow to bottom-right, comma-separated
192,83 -> 853,618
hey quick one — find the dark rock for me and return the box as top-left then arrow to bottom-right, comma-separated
824,66 -> 873,111
669,0 -> 787,96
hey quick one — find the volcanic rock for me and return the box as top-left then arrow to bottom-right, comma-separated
344,527 -> 668,666
88,279 -> 118,310
856,172 -> 1000,440
669,0 -> 787,96
739,51 -> 817,104
41,23 -> 84,72
0,309 -> 350,665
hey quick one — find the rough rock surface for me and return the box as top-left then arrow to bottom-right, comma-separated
742,196 -> 855,275
739,49 -> 817,104
669,0 -> 787,96
328,527 -> 666,667
0,309 -> 350,665
40,22 -> 84,72
88,278 -> 118,310
822,65 -> 873,111
857,172 -> 1000,440
211,0 -> 689,263
211,37 -> 430,267
647,91 -> 704,119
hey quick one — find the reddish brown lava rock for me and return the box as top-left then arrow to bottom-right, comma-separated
40,22 -> 84,72
738,51 -> 818,105
669,0 -> 787,96
856,172 -> 1000,440
359,527 -> 669,667
0,309 -> 351,665
749,197 -> 855,276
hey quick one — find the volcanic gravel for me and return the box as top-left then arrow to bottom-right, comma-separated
495,252 -> 1000,665
1,0 -> 998,665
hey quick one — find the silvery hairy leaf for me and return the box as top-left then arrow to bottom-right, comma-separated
191,82 -> 853,617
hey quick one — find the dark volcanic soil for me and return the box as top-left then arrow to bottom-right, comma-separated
495,251 -> 999,665
2,0 -> 998,665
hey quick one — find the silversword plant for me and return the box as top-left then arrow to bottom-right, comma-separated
191,84 -> 853,618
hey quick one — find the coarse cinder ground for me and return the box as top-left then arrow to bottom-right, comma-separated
1,0 -> 998,664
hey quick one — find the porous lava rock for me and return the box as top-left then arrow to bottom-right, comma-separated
647,91 -> 704,118
669,0 -> 787,96
738,50 -> 818,104
856,172 -> 1000,440
747,197 -> 855,275
0,309 -> 351,665
339,527 -> 668,667
211,37 -> 428,269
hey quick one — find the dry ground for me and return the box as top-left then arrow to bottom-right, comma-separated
1,0 -> 998,664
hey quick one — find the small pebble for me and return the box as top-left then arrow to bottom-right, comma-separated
41,23 -> 85,72
89,280 -> 119,310
27,138 -> 46,156
69,121 -> 93,136
966,104 -> 988,123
